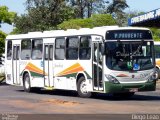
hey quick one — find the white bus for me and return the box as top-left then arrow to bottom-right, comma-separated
5,26 -> 157,98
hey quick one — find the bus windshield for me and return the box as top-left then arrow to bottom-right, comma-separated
105,41 -> 154,71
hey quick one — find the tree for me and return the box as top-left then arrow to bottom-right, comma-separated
0,6 -> 15,26
149,27 -> 160,41
58,14 -> 116,29
58,18 -> 92,29
67,0 -> 86,18
0,31 -> 6,55
14,0 -> 75,33
67,0 -> 109,18
0,6 -> 16,55
107,0 -> 129,26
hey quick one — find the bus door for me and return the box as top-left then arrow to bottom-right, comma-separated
13,44 -> 20,85
44,44 -> 54,87
92,42 -> 104,91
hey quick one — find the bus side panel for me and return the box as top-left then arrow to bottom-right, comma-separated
54,60 -> 75,90
20,61 -> 45,88
54,60 -> 93,91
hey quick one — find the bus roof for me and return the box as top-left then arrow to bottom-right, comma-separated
6,26 -> 151,40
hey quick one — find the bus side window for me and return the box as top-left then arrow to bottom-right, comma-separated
21,39 -> 31,60
7,40 -> 12,60
55,38 -> 65,60
79,36 -> 91,60
31,39 -> 43,60
66,37 -> 79,60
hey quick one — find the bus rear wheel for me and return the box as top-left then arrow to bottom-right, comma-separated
77,77 -> 92,98
23,73 -> 32,92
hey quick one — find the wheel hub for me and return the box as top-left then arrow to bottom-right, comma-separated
80,81 -> 88,94
25,77 -> 30,89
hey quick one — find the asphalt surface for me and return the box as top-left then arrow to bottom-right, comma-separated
0,82 -> 160,115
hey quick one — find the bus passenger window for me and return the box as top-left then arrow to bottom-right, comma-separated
21,39 -> 31,60
55,38 -> 65,60
66,37 -> 78,60
31,39 -> 43,60
7,40 -> 12,60
79,36 -> 91,60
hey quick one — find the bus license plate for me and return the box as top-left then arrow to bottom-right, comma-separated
129,88 -> 138,92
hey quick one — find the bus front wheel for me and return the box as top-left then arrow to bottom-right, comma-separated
23,73 -> 32,92
77,77 -> 92,98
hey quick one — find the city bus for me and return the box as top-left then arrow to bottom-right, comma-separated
5,26 -> 157,98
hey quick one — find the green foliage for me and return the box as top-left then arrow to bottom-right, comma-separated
10,28 -> 21,35
91,14 -> 116,26
66,0 -> 108,18
0,6 -> 16,26
107,0 -> 129,26
0,31 -> 6,55
0,6 -> 16,56
149,28 -> 160,41
58,14 -> 116,29
13,0 -> 130,33
13,0 -> 75,34
58,18 -> 92,30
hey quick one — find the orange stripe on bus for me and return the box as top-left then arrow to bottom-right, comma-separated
26,66 -> 43,74
26,64 -> 43,74
25,62 -> 47,75
56,63 -> 84,76
59,66 -> 84,76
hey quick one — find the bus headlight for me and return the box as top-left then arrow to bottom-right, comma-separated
105,74 -> 120,84
148,72 -> 157,82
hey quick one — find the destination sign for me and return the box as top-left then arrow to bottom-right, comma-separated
106,30 -> 152,40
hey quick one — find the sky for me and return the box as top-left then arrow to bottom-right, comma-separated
0,0 -> 160,33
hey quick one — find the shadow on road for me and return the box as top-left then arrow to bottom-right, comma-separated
0,81 -> 9,86
17,89 -> 78,97
16,88 -> 160,101
91,93 -> 160,101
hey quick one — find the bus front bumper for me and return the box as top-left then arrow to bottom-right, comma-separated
104,81 -> 156,93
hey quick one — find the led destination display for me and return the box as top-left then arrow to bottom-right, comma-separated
106,30 -> 152,40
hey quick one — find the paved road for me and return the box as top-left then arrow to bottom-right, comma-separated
0,83 -> 160,114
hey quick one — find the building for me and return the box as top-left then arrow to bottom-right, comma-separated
128,8 -> 160,27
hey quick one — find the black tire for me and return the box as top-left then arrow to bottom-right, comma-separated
77,77 -> 92,98
23,73 -> 32,92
